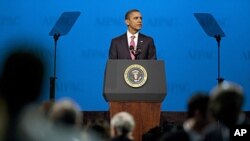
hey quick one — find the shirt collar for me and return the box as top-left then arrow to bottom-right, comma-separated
127,30 -> 139,39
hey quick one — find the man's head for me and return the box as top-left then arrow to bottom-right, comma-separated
187,92 -> 210,119
48,98 -> 82,128
0,46 -> 45,112
209,81 -> 244,127
110,111 -> 135,138
187,92 -> 210,130
125,9 -> 142,34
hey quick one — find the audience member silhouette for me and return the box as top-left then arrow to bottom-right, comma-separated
45,98 -> 84,141
0,47 -> 46,141
203,81 -> 249,141
109,111 -> 135,141
85,118 -> 111,141
48,97 -> 83,129
209,81 -> 248,128
142,121 -> 179,141
142,125 -> 164,141
161,92 -> 210,141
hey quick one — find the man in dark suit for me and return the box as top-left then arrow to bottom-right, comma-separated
109,9 -> 157,60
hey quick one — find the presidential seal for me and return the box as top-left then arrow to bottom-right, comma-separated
124,64 -> 147,88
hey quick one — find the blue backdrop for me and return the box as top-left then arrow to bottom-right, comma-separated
0,0 -> 249,111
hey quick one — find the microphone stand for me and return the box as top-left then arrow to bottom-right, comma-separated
135,46 -> 141,60
50,33 -> 60,100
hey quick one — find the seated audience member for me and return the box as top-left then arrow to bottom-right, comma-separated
161,92 -> 210,141
0,46 -> 46,141
48,98 -> 83,129
110,111 -> 135,141
142,125 -> 164,141
204,81 -> 249,141
142,121 -> 178,141
209,81 -> 248,128
46,98 -> 84,141
11,96 -> 83,141
85,118 -> 110,141
0,48 -> 45,114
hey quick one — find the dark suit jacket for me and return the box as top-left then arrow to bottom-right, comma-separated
109,33 -> 157,60
109,135 -> 133,141
160,130 -> 190,141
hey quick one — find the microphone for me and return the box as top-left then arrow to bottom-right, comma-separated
135,45 -> 141,55
129,45 -> 134,51
129,45 -> 141,59
129,45 -> 135,55
134,45 -> 141,59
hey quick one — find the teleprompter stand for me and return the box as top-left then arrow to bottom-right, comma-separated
49,11 -> 80,100
194,13 -> 226,84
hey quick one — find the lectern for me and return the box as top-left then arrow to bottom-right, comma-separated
103,60 -> 167,141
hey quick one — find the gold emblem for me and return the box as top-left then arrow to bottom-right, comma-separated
124,64 -> 147,88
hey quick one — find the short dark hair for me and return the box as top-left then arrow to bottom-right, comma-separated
125,9 -> 140,19
54,109 -> 77,126
209,81 -> 244,127
187,92 -> 209,118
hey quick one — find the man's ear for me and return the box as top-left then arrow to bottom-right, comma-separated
125,19 -> 129,26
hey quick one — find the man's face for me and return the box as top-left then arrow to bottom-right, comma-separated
126,11 -> 142,33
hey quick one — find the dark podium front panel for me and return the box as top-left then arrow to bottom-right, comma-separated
103,60 -> 167,102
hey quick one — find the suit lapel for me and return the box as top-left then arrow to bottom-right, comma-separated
136,33 -> 145,59
138,33 -> 144,49
121,33 -> 131,59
